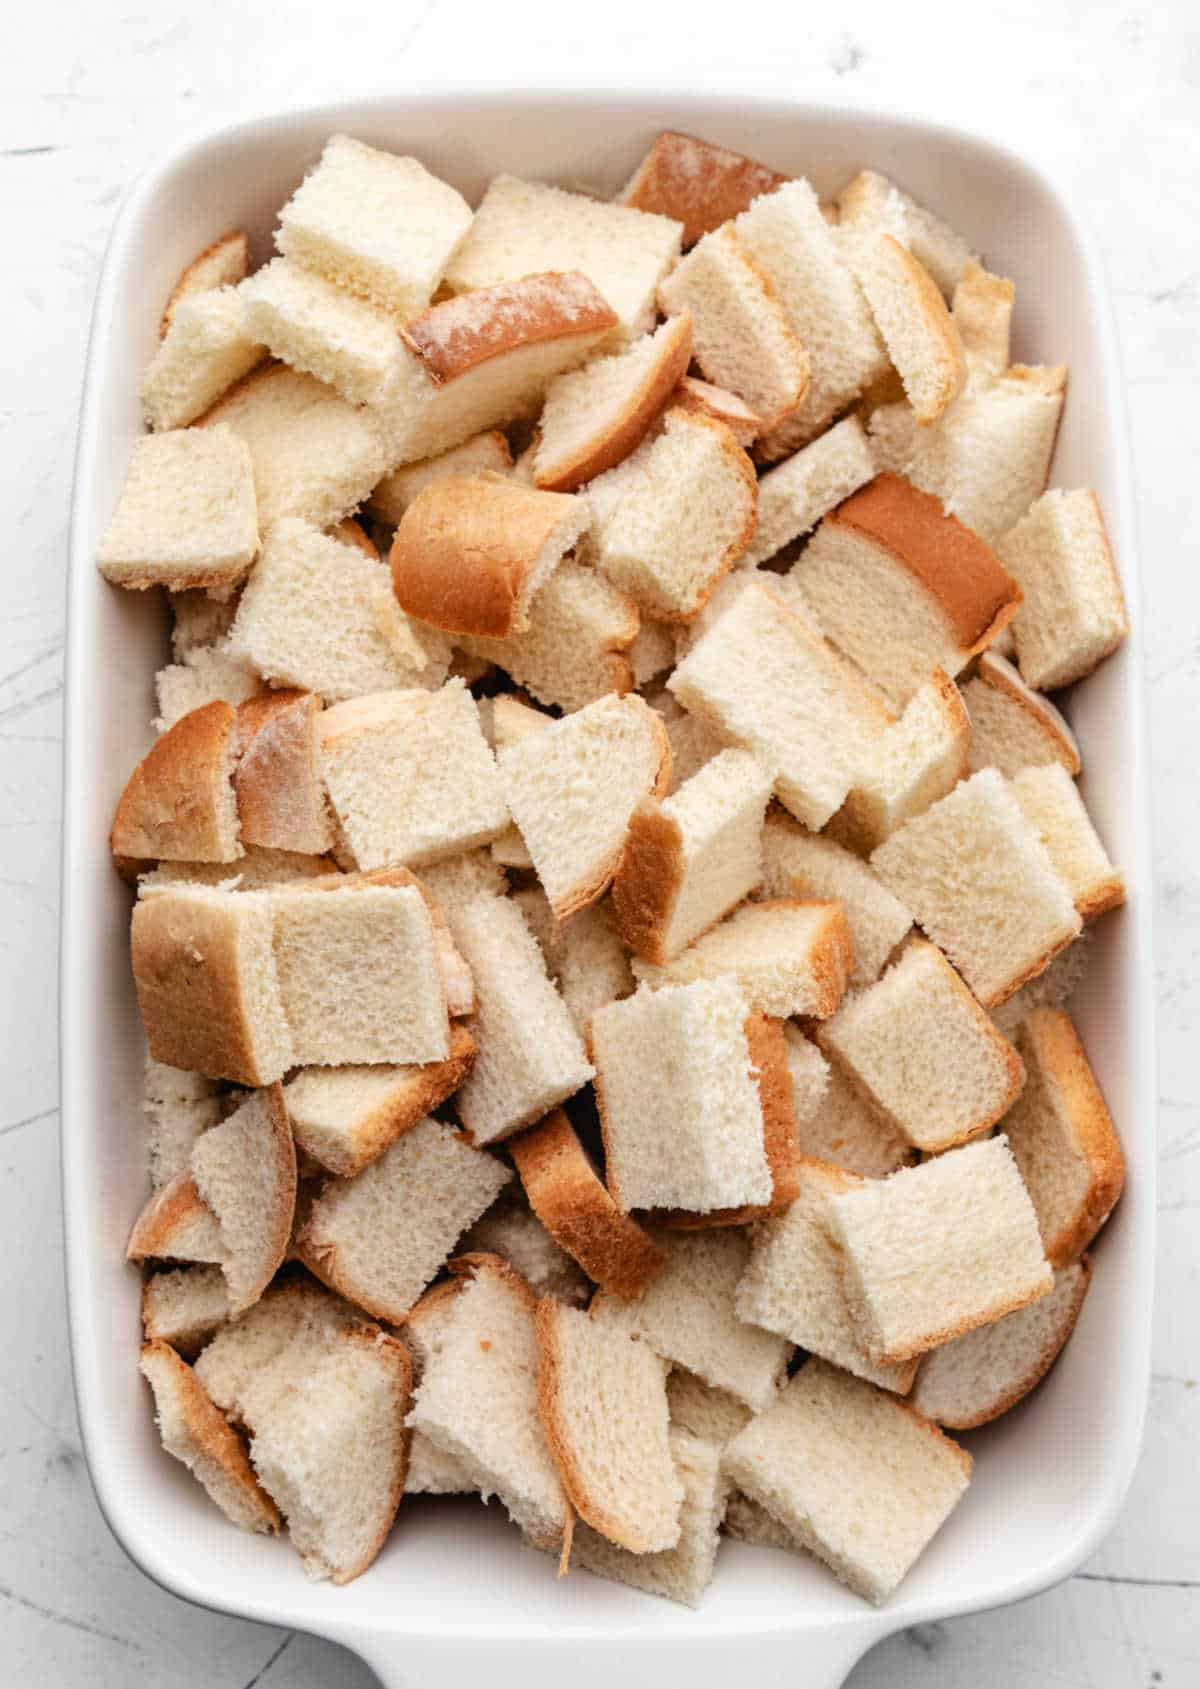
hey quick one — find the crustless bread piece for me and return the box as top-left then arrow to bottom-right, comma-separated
190,1084 -> 297,1314
870,768 -> 1082,1008
723,1359 -> 971,1604
142,287 -> 266,431
143,1061 -> 223,1189
1010,764 -> 1125,919
368,430 -> 513,526
111,700 -> 243,865
155,645 -> 262,735
127,1171 -> 224,1264
912,1258 -> 1091,1429
671,376 -> 762,446
97,426 -> 258,592
161,230 -> 249,335
510,1109 -> 666,1301
782,1025 -> 831,1124
233,690 -> 332,855
536,1297 -> 683,1553
239,257 -> 413,408
845,236 -> 967,425
619,130 -> 789,246
459,1190 -> 591,1308
963,651 -> 1081,778
741,415 -> 877,568
1002,1008 -> 1125,1266
141,1265 -> 231,1357
952,261 -> 1015,377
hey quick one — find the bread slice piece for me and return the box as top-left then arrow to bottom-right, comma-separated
111,700 -> 243,865
722,1489 -> 796,1549
816,938 -> 1026,1153
1002,1008 -> 1125,1265
620,130 -> 788,246
416,848 -> 507,917
669,582 -> 892,829
952,261 -> 1015,377
912,1258 -> 1091,1428
792,1055 -> 913,1179
391,476 -> 588,637
459,1189 -> 591,1307
998,489 -> 1129,690
836,170 -> 978,299
672,376 -> 762,445
97,426 -> 258,592
657,225 -> 809,430
782,1024 -> 831,1123
368,430 -> 513,525
232,690 -> 331,855
533,314 -> 694,491
513,890 -> 634,1033
666,1369 -> 752,1446
612,747 -> 771,964
282,1025 -> 475,1178
142,288 -> 266,431
155,645 -> 262,734
190,1084 -> 296,1314
143,1061 -> 223,1188
239,257 -> 412,407
870,768 -> 1082,1007
723,1359 -> 971,1604
275,134 -> 471,318
741,416 -> 876,568
536,1298 -> 682,1552
847,237 -> 967,425
444,174 -> 682,342
510,1109 -> 666,1301
828,1134 -> 1052,1365
140,1341 -> 280,1533
590,978 -> 772,1215
127,1170 -> 224,1264
736,1160 -> 918,1392
193,1278 -> 367,1422
297,1115 -> 510,1320
828,668 -> 970,854
131,885 -> 294,1084
161,230 -> 249,335
141,1265 -> 230,1357
1010,764 -> 1125,919
963,652 -> 1081,778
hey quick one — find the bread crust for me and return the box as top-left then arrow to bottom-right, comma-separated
127,1171 -> 219,1262
510,1109 -> 667,1300
401,272 -> 618,384
224,1083 -> 296,1315
610,800 -> 685,964
672,375 -> 762,444
620,131 -> 789,246
326,517 -> 381,560
327,1325 -> 413,1583
111,700 -> 242,864
972,652 -> 1081,776
160,230 -> 249,337
234,690 -> 333,855
868,1273 -> 1054,1369
879,236 -> 967,425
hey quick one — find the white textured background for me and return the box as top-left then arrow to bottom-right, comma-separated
2,2 -> 1197,1684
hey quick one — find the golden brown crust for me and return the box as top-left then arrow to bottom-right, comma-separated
806,901 -> 855,1018
609,800 -> 685,964
326,517 -> 380,561
160,230 -> 250,337
127,1172 -> 218,1262
233,690 -> 332,856
978,923 -> 1082,1012
620,131 -> 789,246
879,237 -> 967,425
973,653 -> 1081,776
111,701 -> 242,864
401,272 -> 618,385
1076,874 -> 1127,921
330,1326 -> 413,1583
510,1109 -> 667,1300
672,375 -> 763,443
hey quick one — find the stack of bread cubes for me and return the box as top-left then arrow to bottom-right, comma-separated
102,128 -> 1130,1605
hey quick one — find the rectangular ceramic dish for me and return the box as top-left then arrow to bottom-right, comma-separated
62,90 -> 1156,1689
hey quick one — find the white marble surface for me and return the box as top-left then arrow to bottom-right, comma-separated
1,1 -> 1197,1683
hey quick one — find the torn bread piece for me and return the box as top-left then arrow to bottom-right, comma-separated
190,1084 -> 296,1314
127,1171 -> 224,1264
1002,1008 -> 1125,1266
143,1061 -> 223,1189
741,415 -> 876,568
672,376 -> 762,446
513,888 -> 634,1035
161,230 -> 249,335
836,170 -> 978,299
619,130 -> 788,246
193,1278 -> 368,1425
459,1189 -> 591,1308
142,287 -> 266,431
155,645 -> 262,735
141,1265 -> 230,1357
368,431 -> 513,526
963,652 -> 1081,778
952,261 -> 1015,377
111,700 -> 243,865
1010,764 -> 1125,919
847,237 -> 966,425
233,690 -> 332,855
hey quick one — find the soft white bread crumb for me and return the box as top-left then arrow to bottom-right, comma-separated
368,431 -> 513,526
619,129 -> 788,246
142,288 -> 266,431
126,1170 -> 224,1265
1010,764 -> 1125,920
671,375 -> 762,446
845,236 -> 966,425
111,699 -> 243,866
143,1060 -> 223,1188
952,261 -> 1015,377
791,1054 -> 913,1179
514,888 -> 634,1035
963,651 -> 1081,778
141,1264 -> 230,1357
990,930 -> 1091,1037
190,1084 -> 296,1314
97,426 -> 258,592
870,768 -> 1082,1008
723,1359 -> 971,1604
231,690 -> 332,856
666,1369 -> 752,1446
161,230 -> 249,335
155,644 -> 261,734
742,415 -> 876,568
837,170 -> 978,299
459,1187 -> 591,1307
239,258 -> 411,407
416,849 -> 507,917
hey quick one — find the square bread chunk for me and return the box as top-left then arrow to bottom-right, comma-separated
723,1359 -> 971,1604
827,1134 -> 1053,1365
275,134 -> 472,319
141,288 -> 266,432
190,1084 -> 296,1314
1010,764 -> 1125,919
963,651 -> 1081,778
97,427 -> 258,592
591,977 -> 772,1215
239,258 -> 411,407
870,768 -> 1082,1007
742,415 -> 877,567
161,230 -> 249,334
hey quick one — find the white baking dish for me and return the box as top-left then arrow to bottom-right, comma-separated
62,90 -> 1156,1689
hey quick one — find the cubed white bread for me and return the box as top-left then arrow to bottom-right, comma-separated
759,813 -> 912,989
229,517 -> 439,701
231,690 -> 331,855
459,1189 -> 591,1307
239,258 -> 411,407
446,893 -> 594,1145
666,1369 -> 752,1446
140,1341 -> 280,1534
619,130 -> 789,246
782,1025 -> 831,1124
590,978 -> 772,1215
143,1060 -> 223,1188
487,696 -> 552,866
963,652 -> 1081,778
626,620 -> 677,688
126,1170 -> 224,1264
513,888 -> 634,1036
131,886 -> 294,1084
656,697 -> 726,793
816,938 -> 1026,1153
990,930 -> 1092,1037
406,1431 -> 476,1496
318,682 -> 507,870
510,1109 -> 666,1301
998,488 -> 1130,690
190,1084 -> 296,1314
828,668 -> 971,854
142,287 -> 266,431
533,313 -> 694,492
170,588 -> 240,658
836,170 -> 978,299
161,230 -> 249,335
912,1258 -> 1091,1429
368,430 -> 513,526
1010,764 -> 1125,919
721,1490 -> 796,1549
870,768 -> 1082,1008
1002,1008 -> 1126,1266
672,565 -> 800,665
247,1325 -> 411,1583
845,236 -> 966,425
612,748 -> 772,964
97,426 -> 258,592
828,1134 -> 1052,1365
736,1160 -> 918,1392
282,1024 -> 476,1178
671,376 -> 762,446
584,409 -> 758,621
444,174 -> 682,342
657,225 -> 809,431
741,416 -> 876,568
536,1298 -> 683,1553
632,899 -> 853,1020
111,700 -> 242,865
270,882 -> 450,1066
791,1053 -> 913,1179
391,475 -> 588,637
500,693 -> 669,920
723,1359 -> 971,1604
142,1265 -> 231,1357
595,1228 -> 791,1412
417,849 -> 508,917
193,1278 -> 367,1425
137,846 -> 336,893
296,1115 -> 510,1321
275,134 -> 472,318
155,645 -> 262,734
791,474 -> 1020,709
867,363 -> 1066,545
668,582 -> 892,830
952,261 -> 1015,377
